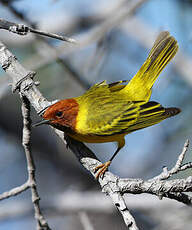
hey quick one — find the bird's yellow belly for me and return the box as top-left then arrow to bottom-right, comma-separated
67,132 -> 126,144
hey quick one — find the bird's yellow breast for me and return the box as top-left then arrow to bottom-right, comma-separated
75,98 -> 89,134
67,131 -> 126,145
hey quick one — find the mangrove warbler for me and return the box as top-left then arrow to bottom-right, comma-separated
35,31 -> 181,178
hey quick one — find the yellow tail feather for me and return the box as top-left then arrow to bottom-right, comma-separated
124,31 -> 178,101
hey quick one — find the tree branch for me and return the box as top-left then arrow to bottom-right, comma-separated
0,182 -> 29,201
21,96 -> 51,230
118,141 -> 192,205
0,70 -> 52,229
0,18 -> 76,43
150,139 -> 190,181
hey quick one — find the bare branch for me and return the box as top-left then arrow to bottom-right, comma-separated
0,182 -> 29,201
0,66 -> 51,229
116,141 -> 192,205
150,140 -> 190,181
21,96 -> 51,230
118,176 -> 192,200
0,18 -> 76,43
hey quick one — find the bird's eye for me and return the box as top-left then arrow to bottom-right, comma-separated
55,111 -> 63,117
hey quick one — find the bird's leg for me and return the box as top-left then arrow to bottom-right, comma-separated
95,147 -> 122,179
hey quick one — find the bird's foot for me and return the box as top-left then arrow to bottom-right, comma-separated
94,161 -> 111,179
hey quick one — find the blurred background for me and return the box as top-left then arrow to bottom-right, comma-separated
0,0 -> 192,229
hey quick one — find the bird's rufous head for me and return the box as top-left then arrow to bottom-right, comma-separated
35,99 -> 79,131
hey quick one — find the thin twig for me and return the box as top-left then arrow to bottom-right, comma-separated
0,18 -> 76,43
21,96 -> 51,230
0,182 -> 30,201
0,82 -> 52,229
29,27 -> 76,43
150,140 -> 190,181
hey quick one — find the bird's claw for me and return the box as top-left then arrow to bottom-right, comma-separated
94,161 -> 111,179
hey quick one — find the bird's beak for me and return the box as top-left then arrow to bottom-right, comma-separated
33,119 -> 51,127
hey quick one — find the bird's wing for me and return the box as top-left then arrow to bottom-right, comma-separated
77,82 -> 166,135
87,100 -> 166,136
85,98 -> 140,135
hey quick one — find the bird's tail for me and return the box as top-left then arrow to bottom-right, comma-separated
124,31 -> 178,101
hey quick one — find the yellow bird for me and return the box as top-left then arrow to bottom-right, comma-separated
35,31 -> 181,178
